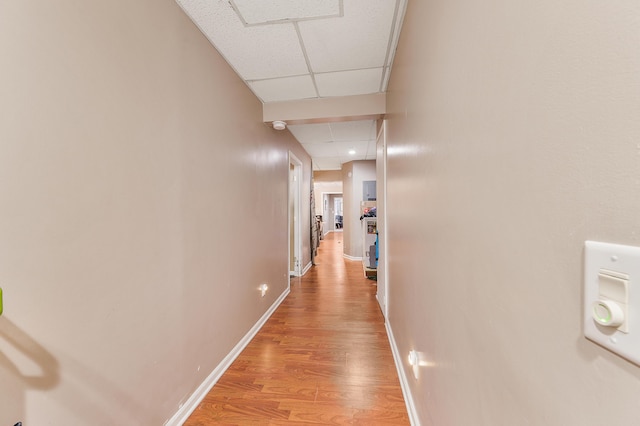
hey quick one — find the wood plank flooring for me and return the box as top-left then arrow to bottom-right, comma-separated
185,232 -> 409,425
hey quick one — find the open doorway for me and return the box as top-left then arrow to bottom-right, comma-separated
289,152 -> 302,277
333,196 -> 343,231
322,193 -> 343,233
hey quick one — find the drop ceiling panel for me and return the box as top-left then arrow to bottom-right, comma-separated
301,143 -> 339,157
340,140 -> 370,156
177,0 -> 220,39
178,0 -> 309,80
288,123 -> 333,143
316,68 -> 383,97
249,75 -> 317,102
298,0 -> 396,73
233,0 -> 340,25
176,0 -> 409,171
329,120 -> 376,142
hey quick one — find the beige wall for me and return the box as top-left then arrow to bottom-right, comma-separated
341,160 -> 376,258
0,1 -> 310,424
386,0 -> 640,425
313,170 -> 343,183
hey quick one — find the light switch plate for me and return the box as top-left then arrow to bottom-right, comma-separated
585,241 -> 640,365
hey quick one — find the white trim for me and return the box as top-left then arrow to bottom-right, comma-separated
165,288 -> 290,426
386,322 -> 421,426
289,151 -> 303,277
301,261 -> 313,276
343,254 -> 363,261
379,120 -> 389,318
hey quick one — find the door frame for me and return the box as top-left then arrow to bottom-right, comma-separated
376,121 -> 389,318
289,151 -> 303,277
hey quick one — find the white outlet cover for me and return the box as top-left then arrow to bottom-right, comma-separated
585,241 -> 640,366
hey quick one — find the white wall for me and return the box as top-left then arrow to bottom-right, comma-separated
0,1 -> 311,424
386,0 -> 640,425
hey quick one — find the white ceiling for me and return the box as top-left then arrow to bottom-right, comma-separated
176,0 -> 407,170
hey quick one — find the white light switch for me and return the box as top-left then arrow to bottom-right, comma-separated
585,241 -> 640,365
594,270 -> 629,331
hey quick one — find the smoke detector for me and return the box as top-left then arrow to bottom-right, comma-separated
272,120 -> 287,131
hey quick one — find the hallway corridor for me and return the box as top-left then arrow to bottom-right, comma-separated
185,232 -> 409,425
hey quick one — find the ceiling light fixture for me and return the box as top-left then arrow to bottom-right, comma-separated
272,120 -> 287,131
348,149 -> 356,155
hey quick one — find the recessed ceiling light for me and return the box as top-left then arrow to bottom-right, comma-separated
348,149 -> 356,155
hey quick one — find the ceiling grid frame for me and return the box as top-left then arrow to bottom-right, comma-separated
176,0 -> 407,170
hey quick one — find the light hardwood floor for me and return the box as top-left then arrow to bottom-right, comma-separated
185,232 -> 409,425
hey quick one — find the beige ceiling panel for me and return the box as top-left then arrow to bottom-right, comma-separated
178,0 -> 308,80
330,120 -> 376,142
299,0 -> 396,72
288,123 -> 333,143
249,75 -> 317,102
316,68 -> 383,97
233,0 -> 340,25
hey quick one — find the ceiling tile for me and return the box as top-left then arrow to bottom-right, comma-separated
288,123 -> 333,143
298,0 -> 396,73
177,0 -> 219,37
249,75 -> 316,102
301,142 -> 339,157
341,140 -> 370,156
315,68 -> 382,97
178,0 -> 308,80
329,120 -> 376,142
233,0 -> 340,25
177,0 -> 406,170
315,68 -> 383,97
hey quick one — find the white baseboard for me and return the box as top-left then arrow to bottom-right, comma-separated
342,254 -> 363,261
386,322 -> 421,426
301,261 -> 312,276
165,287 -> 290,426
